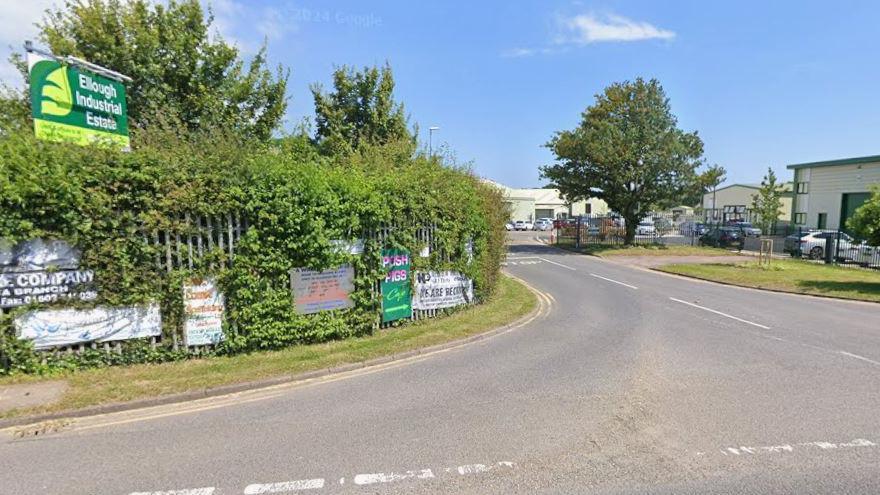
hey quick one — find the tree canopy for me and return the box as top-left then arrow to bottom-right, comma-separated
541,78 -> 704,244
848,186 -> 880,246
311,63 -> 414,156
9,0 -> 288,142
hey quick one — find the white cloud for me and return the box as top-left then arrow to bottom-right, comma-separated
501,47 -> 537,58
557,13 -> 675,44
0,0 -> 57,86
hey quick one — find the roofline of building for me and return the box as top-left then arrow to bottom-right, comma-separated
708,182 -> 793,194
787,154 -> 880,170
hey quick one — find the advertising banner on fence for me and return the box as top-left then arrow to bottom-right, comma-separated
412,271 -> 474,310
290,265 -> 355,314
15,304 -> 161,350
28,52 -> 130,149
0,238 -> 97,309
183,278 -> 225,346
381,249 -> 411,323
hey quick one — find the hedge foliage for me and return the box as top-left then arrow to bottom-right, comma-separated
0,129 -> 507,374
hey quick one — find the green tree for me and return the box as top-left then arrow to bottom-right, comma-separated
750,167 -> 783,234
848,186 -> 880,246
8,0 -> 288,141
541,78 -> 704,244
311,63 -> 414,156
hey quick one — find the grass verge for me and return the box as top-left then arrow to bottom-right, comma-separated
657,259 -> 880,303
0,275 -> 537,419
555,241 -> 734,257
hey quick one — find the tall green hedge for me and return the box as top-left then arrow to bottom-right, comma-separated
0,130 -> 506,374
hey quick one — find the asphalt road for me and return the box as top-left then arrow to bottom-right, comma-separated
3,232 -> 880,494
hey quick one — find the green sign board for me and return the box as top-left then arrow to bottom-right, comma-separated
28,52 -> 130,150
381,249 -> 411,323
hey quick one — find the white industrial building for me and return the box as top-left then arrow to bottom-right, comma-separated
787,155 -> 880,230
483,179 -> 608,221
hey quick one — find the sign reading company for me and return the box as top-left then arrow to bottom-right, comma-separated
183,278 -> 225,346
290,265 -> 356,314
15,304 -> 161,350
380,249 -> 411,323
412,271 -> 474,310
0,239 -> 97,309
28,52 -> 129,149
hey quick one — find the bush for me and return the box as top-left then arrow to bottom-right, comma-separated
0,129 -> 506,373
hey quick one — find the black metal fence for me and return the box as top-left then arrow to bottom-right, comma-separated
554,212 -> 717,249
776,228 -> 880,269
552,213 -> 880,270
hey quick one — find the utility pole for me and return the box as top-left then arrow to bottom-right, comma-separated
428,126 -> 439,156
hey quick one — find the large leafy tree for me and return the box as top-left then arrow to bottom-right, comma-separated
311,63 -> 414,156
9,0 -> 288,141
848,186 -> 880,246
750,167 -> 783,234
541,78 -> 704,244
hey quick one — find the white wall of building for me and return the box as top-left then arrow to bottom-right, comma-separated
792,161 -> 880,229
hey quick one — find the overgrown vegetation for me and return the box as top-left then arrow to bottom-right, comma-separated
0,126 -> 507,374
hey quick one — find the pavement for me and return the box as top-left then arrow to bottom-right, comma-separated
2,231 -> 880,494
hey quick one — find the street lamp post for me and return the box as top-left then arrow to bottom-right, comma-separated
428,126 -> 439,155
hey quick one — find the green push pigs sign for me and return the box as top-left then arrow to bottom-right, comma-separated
380,249 -> 411,323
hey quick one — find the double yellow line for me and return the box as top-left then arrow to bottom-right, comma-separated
5,277 -> 554,436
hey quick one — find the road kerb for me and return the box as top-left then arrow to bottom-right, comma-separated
0,275 -> 549,431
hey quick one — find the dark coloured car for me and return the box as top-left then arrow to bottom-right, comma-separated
699,227 -> 744,249
680,221 -> 709,236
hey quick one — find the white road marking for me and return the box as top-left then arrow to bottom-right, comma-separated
720,438 -> 875,456
353,469 -> 435,486
537,257 -> 576,271
589,273 -> 638,290
839,351 -> 880,366
130,489 -> 214,495
457,464 -> 490,475
243,479 -> 325,494
669,297 -> 770,329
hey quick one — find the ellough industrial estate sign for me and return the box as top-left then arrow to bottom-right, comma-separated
28,51 -> 129,149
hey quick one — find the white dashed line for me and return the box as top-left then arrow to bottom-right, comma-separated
537,257 -> 576,271
130,489 -> 215,495
132,460 -> 516,494
589,273 -> 638,290
719,438 -> 876,456
243,479 -> 324,494
669,297 -> 770,329
457,464 -> 491,475
839,351 -> 880,366
353,469 -> 435,486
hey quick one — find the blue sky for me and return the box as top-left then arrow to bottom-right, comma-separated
3,1 -> 880,188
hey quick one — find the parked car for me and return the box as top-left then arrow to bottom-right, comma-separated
513,220 -> 533,231
725,220 -> 761,237
636,221 -> 656,236
699,227 -> 744,249
533,218 -> 554,231
783,230 -> 858,260
505,222 -> 515,231
680,221 -> 709,237
651,217 -> 673,234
